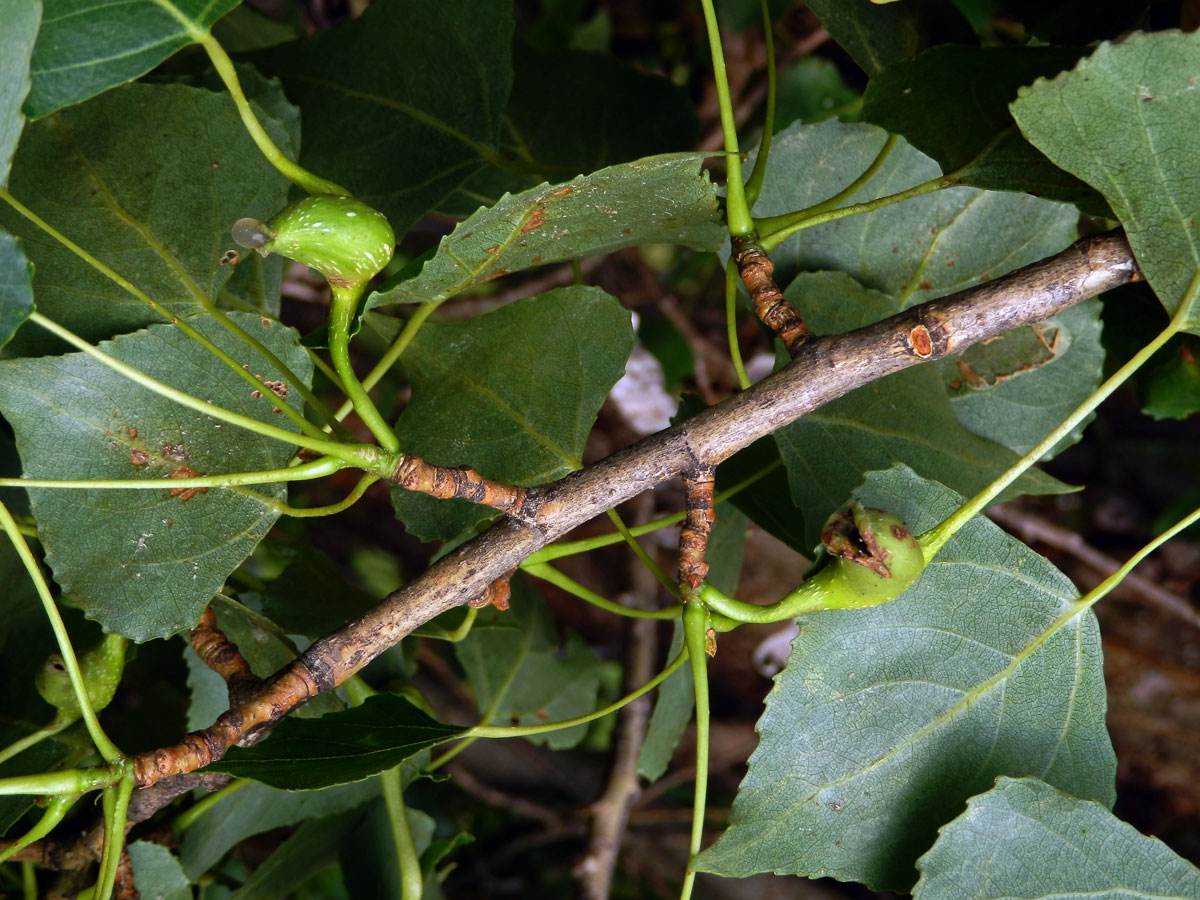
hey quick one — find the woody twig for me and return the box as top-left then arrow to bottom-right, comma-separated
732,239 -> 810,354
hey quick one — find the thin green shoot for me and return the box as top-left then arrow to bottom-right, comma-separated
28,313 -> 377,467
525,459 -> 781,564
680,601 -> 710,900
0,794 -> 77,865
523,561 -> 682,620
0,456 -> 345,494
328,285 -> 400,452
0,719 -> 75,768
606,508 -> 677,594
0,500 -> 123,764
725,258 -> 752,391
92,774 -> 134,900
191,30 -> 347,196
697,0 -> 754,237
757,168 -> 955,254
741,0 -> 777,210
273,473 -> 379,518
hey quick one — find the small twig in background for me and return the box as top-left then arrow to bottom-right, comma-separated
988,503 -> 1200,629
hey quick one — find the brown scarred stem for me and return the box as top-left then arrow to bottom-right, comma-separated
732,239 -> 810,353
191,605 -> 260,706
469,572 -> 514,610
125,231 -> 1137,791
392,454 -> 529,519
132,665 -> 320,787
678,468 -> 717,598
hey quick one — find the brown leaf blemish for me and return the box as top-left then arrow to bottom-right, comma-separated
909,324 -> 934,358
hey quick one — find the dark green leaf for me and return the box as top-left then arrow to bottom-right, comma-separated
252,0 -> 514,235
753,121 -> 1081,304
340,799 -> 437,900
694,466 -> 1115,891
1139,334 -> 1200,420
773,271 -> 1067,547
914,777 -> 1200,900
0,0 -> 38,183
454,578 -> 603,750
228,808 -> 363,900
861,46 -> 1105,212
716,436 -> 810,553
180,779 -> 378,878
801,0 -> 973,77
0,312 -> 312,641
1011,30 -> 1200,330
706,500 -> 747,596
0,231 -> 34,350
367,155 -> 725,309
1,82 -> 293,352
389,489 -> 499,546
940,301 -> 1105,455
774,57 -> 860,129
27,0 -> 240,117
636,621 -> 693,783
259,544 -> 376,638
394,286 -> 634,486
210,694 -> 464,790
128,841 -> 191,900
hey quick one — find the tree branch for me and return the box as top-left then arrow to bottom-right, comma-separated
132,230 -> 1138,788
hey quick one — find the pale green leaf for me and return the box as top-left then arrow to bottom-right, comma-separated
27,0 -> 240,117
694,466 -> 1115,891
454,578 -> 603,750
772,272 -> 1068,547
0,82 -> 293,353
0,0 -> 39,184
393,286 -> 634,486
752,120 -> 1081,305
0,312 -> 312,641
180,779 -> 378,879
0,231 -> 34,350
251,0 -> 513,235
915,777 -> 1200,900
1011,30 -> 1200,330
128,841 -> 192,900
367,155 -> 725,309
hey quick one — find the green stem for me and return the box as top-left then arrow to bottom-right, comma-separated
0,501 -> 123,764
0,766 -> 122,796
757,167 -> 953,254
697,577 -> 836,625
522,562 -> 682,620
274,473 -> 379,517
329,285 -> 400,452
680,601 -> 710,900
0,456 -> 345,493
381,767 -> 423,900
28,313 -> 375,466
525,460 -> 782,564
174,778 -> 250,831
0,188 -> 332,441
465,649 -> 688,739
194,33 -> 347,196
697,0 -> 754,237
606,508 -> 677,594
919,290 -> 1194,559
725,257 -> 752,390
343,678 -> 422,900
0,793 -> 77,865
440,606 -> 479,642
741,0 -> 776,210
334,299 -> 443,423
92,774 -> 134,900
0,718 -> 74,768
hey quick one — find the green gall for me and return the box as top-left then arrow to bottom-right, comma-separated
232,195 -> 395,288
35,633 -> 126,720
817,502 -> 925,608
